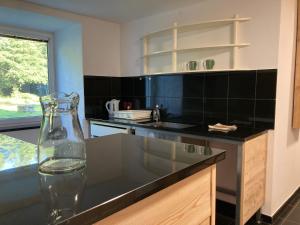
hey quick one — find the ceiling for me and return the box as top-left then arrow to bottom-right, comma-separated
23,0 -> 202,23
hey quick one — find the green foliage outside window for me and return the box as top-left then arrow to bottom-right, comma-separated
0,36 -> 49,119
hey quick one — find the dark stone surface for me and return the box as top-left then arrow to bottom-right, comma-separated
89,118 -> 268,142
0,133 -> 225,225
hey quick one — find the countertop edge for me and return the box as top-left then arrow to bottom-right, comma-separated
87,118 -> 271,143
60,151 -> 225,225
243,129 -> 269,141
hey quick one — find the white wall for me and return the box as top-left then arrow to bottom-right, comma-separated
0,0 -> 121,77
265,0 -> 300,215
54,24 -> 87,133
82,18 -> 120,76
120,0 -> 300,218
120,0 -> 281,76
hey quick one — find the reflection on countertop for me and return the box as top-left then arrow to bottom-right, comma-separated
0,134 -> 36,171
89,118 -> 269,142
0,133 -> 225,225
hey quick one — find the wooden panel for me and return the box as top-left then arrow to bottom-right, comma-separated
210,165 -> 216,225
181,136 -> 238,198
293,1 -> 300,128
240,134 -> 268,225
200,217 -> 210,225
94,166 -> 215,225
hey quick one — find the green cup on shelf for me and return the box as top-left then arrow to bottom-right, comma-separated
187,61 -> 198,71
203,59 -> 215,70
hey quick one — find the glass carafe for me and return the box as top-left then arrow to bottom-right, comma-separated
38,92 -> 86,174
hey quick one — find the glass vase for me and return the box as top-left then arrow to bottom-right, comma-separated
38,92 -> 86,174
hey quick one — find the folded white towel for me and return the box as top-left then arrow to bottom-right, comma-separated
208,123 -> 237,133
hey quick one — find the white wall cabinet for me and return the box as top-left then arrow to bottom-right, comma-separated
142,14 -> 251,75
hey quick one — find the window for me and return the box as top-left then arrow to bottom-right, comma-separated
0,26 -> 54,130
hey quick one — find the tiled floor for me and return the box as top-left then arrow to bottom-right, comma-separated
272,197 -> 300,225
216,190 -> 300,225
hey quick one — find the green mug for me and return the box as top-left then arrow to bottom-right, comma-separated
203,59 -> 215,70
187,61 -> 198,71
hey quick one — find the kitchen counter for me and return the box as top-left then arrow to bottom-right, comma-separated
0,133 -> 225,225
88,119 -> 270,225
89,118 -> 268,142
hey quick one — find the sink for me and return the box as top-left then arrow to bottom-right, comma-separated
142,121 -> 195,129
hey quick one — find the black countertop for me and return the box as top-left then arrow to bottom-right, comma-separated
89,118 -> 269,142
0,133 -> 225,225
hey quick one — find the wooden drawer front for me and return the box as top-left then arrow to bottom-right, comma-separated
95,166 -> 215,225
200,217 -> 210,225
241,134 -> 267,224
242,172 -> 265,222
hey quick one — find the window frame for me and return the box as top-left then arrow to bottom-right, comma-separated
0,25 -> 55,131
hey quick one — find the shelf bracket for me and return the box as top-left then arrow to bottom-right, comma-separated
143,37 -> 148,74
172,22 -> 178,72
233,14 -> 239,69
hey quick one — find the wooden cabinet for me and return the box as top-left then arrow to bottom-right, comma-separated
293,2 -> 300,128
183,133 -> 268,225
239,134 -> 268,225
89,123 -> 268,225
94,165 -> 216,225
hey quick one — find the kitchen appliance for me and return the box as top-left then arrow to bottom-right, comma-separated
105,99 -> 120,116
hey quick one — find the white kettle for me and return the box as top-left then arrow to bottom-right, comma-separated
105,99 -> 120,115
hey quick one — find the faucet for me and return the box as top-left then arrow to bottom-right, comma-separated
152,104 -> 160,123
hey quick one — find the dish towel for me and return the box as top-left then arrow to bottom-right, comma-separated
208,123 -> 237,133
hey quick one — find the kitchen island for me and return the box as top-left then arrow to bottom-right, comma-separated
89,119 -> 269,225
0,133 -> 225,225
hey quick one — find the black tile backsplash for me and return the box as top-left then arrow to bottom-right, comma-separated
255,99 -> 276,128
133,77 -> 146,97
163,75 -> 183,98
121,77 -> 134,96
165,97 -> 183,118
183,74 -> 204,98
84,69 -> 277,129
182,98 -> 204,124
228,99 -> 255,127
111,77 -> 122,97
204,72 -> 228,99
204,99 -> 228,125
148,76 -> 165,97
229,70 -> 256,99
85,76 -> 111,97
256,69 -> 277,99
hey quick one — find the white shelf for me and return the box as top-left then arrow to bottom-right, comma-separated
178,18 -> 251,32
142,14 -> 251,74
177,43 -> 250,52
143,68 -> 252,76
143,43 -> 250,57
143,50 -> 173,57
143,17 -> 251,38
